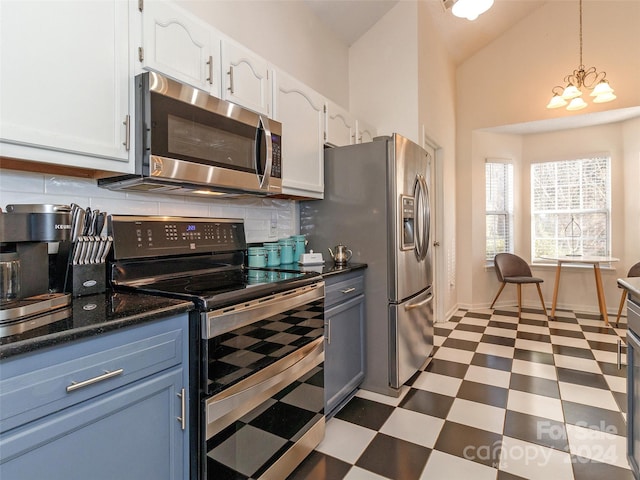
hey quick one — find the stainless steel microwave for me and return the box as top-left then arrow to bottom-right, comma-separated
98,71 -> 282,197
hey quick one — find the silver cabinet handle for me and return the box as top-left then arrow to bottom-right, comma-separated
227,65 -> 234,94
618,339 -> 622,370
66,368 -> 124,393
122,115 -> 130,151
340,287 -> 356,294
325,319 -> 331,345
177,388 -> 186,430
206,56 -> 213,85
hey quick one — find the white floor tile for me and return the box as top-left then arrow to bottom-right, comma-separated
515,338 -> 554,354
548,321 -> 583,332
446,398 -> 505,434
604,374 -> 626,393
449,329 -> 484,342
592,349 -> 626,365
511,359 -> 558,381
379,408 -> 444,448
483,326 -> 518,339
316,418 -> 377,464
565,423 -> 629,469
343,466 -> 390,480
576,318 -> 609,328
498,436 -> 575,480
553,354 -> 601,374
433,346 -> 475,364
583,331 -> 621,344
435,321 -> 458,330
464,365 -> 511,388
476,342 -> 515,359
420,450 -> 498,480
490,314 -> 520,324
507,390 -> 565,422
411,371 -> 462,397
549,335 -> 592,349
459,316 -> 490,327
558,382 -> 620,411
517,324 -> 550,335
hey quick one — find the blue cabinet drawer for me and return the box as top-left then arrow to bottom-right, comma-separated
325,271 -> 365,309
0,315 -> 184,433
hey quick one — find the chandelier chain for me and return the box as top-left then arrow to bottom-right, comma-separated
579,0 -> 583,67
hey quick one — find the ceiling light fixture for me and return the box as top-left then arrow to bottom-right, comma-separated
449,0 -> 494,21
546,0 -> 616,111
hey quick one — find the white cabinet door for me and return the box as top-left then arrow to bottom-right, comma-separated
0,0 -> 130,170
221,40 -> 271,116
140,0 -> 221,96
326,101 -> 356,147
356,119 -> 377,143
273,70 -> 325,199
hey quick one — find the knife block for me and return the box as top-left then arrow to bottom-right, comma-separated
67,263 -> 106,297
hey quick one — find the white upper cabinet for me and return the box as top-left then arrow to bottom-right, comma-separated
325,101 -> 356,147
221,39 -> 271,116
0,0 -> 131,171
356,120 -> 377,144
140,0 -> 221,96
273,70 -> 325,199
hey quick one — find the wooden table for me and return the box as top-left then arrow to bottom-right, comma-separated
541,255 -> 620,325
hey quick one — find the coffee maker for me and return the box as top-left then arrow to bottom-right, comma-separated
0,204 -> 73,323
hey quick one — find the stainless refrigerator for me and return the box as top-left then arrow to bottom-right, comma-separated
300,133 -> 433,397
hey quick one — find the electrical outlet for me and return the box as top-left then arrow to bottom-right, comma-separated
269,212 -> 277,237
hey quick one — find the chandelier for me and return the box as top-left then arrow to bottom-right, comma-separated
546,0 -> 616,111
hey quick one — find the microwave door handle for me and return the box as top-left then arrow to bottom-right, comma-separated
257,115 -> 273,189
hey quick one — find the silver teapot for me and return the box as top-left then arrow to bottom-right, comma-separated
328,244 -> 353,265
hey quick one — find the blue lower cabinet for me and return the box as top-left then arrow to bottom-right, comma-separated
0,314 -> 190,480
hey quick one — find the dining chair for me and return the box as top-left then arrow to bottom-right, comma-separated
615,261 -> 640,327
490,253 -> 548,318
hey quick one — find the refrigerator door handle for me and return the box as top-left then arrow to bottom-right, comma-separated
414,174 -> 425,260
414,174 -> 430,261
420,174 -> 431,261
404,292 -> 433,311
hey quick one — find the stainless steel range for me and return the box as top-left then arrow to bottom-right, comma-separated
107,215 -> 325,480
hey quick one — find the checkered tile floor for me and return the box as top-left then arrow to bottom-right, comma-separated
288,307 -> 632,480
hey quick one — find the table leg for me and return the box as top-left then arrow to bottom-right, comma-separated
593,263 -> 609,325
551,263 -> 561,319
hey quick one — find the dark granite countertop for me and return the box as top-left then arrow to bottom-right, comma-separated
266,262 -> 367,279
618,277 -> 640,303
0,291 -> 193,360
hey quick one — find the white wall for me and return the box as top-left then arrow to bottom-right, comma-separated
349,1 -> 419,143
457,0 -> 640,313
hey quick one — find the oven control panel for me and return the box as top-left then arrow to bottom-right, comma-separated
109,215 -> 246,259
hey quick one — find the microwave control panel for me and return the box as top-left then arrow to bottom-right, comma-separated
271,135 -> 282,179
109,216 -> 246,260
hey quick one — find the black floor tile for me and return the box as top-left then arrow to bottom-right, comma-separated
517,331 -> 551,343
399,388 -> 455,419
456,380 -> 508,409
497,471 -> 528,480
488,320 -> 518,330
599,361 -> 627,378
571,456 -> 635,480
480,334 -> 516,347
503,410 -> 569,451
562,400 -> 626,436
334,397 -> 394,431
355,433 -> 431,480
434,421 -> 502,467
613,391 -> 628,414
552,344 -> 596,359
581,324 -> 616,335
425,358 -> 469,378
454,322 -> 487,333
471,352 -> 513,372
492,309 -> 519,318
588,340 -> 620,352
286,451 -> 350,480
518,317 -> 548,328
509,373 -> 560,398
556,367 -> 609,390
441,337 -> 479,351
549,328 -> 585,339
463,311 -> 492,320
514,349 -> 555,365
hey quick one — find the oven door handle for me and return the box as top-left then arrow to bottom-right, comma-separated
202,281 -> 324,338
204,336 -> 324,439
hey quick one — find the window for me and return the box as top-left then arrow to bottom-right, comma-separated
531,155 -> 610,259
486,161 -> 514,262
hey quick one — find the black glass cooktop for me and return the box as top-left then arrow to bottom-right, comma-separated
122,268 -> 321,311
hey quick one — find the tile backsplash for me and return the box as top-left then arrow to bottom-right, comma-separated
0,169 -> 299,243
